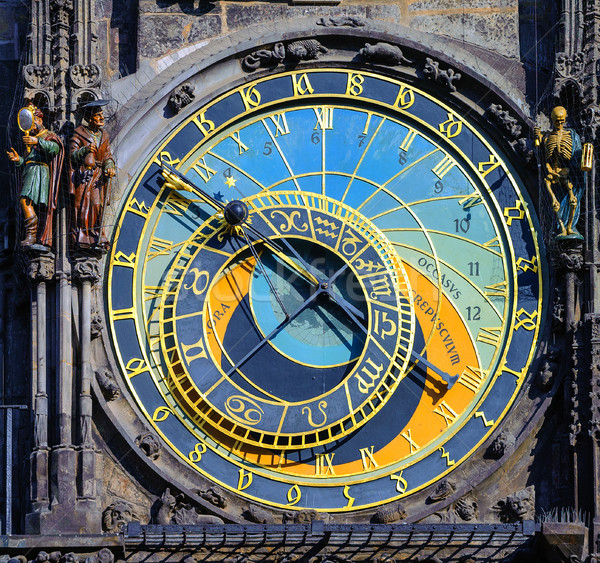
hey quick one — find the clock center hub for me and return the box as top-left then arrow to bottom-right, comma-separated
223,199 -> 248,225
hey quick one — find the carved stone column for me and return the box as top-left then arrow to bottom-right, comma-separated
25,252 -> 55,531
73,255 -> 102,533
50,0 -> 72,127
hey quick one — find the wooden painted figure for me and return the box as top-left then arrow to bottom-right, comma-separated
69,100 -> 116,249
534,106 -> 592,240
6,106 -> 64,247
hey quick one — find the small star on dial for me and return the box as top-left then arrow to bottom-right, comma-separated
213,191 -> 225,202
225,175 -> 237,188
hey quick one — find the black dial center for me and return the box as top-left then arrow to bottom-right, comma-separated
224,200 -> 249,225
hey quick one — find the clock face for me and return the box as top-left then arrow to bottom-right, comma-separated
107,69 -> 545,512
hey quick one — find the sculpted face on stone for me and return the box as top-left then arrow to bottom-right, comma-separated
455,497 -> 478,521
102,501 -> 135,531
506,488 -> 534,519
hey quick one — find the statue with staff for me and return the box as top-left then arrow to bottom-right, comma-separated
6,104 -> 64,247
534,106 -> 593,240
69,99 -> 116,249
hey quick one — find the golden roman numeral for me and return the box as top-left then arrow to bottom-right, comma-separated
400,429 -> 419,453
229,131 -> 249,154
433,401 -> 458,427
315,453 -> 335,475
457,365 -> 488,393
314,106 -> 334,130
148,237 -> 175,260
484,281 -> 508,298
359,446 -> 379,471
477,327 -> 502,346
399,128 -> 417,152
269,112 -> 290,136
458,192 -> 483,209
191,158 -> 217,183
432,155 -> 455,178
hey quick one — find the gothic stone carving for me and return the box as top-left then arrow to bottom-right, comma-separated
73,257 -> 101,284
494,486 -> 535,523
135,432 -> 161,460
95,368 -> 120,400
426,494 -> 478,523
487,429 -> 516,458
423,57 -> 461,91
23,65 -> 53,89
359,42 -> 412,66
316,16 -> 365,27
372,502 -> 407,523
27,255 -> 55,281
197,487 -> 228,509
91,307 -> 103,339
427,479 -> 456,503
168,83 -> 195,113
243,504 -> 273,523
286,39 -> 328,63
242,40 -> 327,72
102,500 -> 139,531
69,64 -> 101,89
155,488 -> 223,525
488,103 -> 523,139
84,549 -> 114,563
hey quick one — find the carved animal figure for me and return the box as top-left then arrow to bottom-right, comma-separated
360,42 -> 412,66
285,40 -> 328,62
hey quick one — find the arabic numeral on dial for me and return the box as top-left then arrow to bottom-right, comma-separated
466,306 -> 481,321
223,167 -> 232,178
434,180 -> 444,194
468,262 -> 480,276
358,134 -> 366,147
263,141 -> 272,155
454,218 -> 471,233
311,131 -> 321,144
398,149 -> 408,165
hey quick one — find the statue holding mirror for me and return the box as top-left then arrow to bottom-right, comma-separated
6,104 -> 64,247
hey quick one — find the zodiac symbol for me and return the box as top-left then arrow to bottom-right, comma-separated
313,216 -> 338,238
302,400 -> 327,428
225,395 -> 264,426
270,210 -> 308,233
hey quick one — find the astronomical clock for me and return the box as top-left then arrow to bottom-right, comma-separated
105,67 -> 545,518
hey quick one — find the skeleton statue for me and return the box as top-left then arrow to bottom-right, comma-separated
534,106 -> 592,240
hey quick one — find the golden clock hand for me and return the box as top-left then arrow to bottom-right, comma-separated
264,245 -> 320,287
225,263 -> 349,377
329,289 -> 457,389
240,228 -> 290,320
